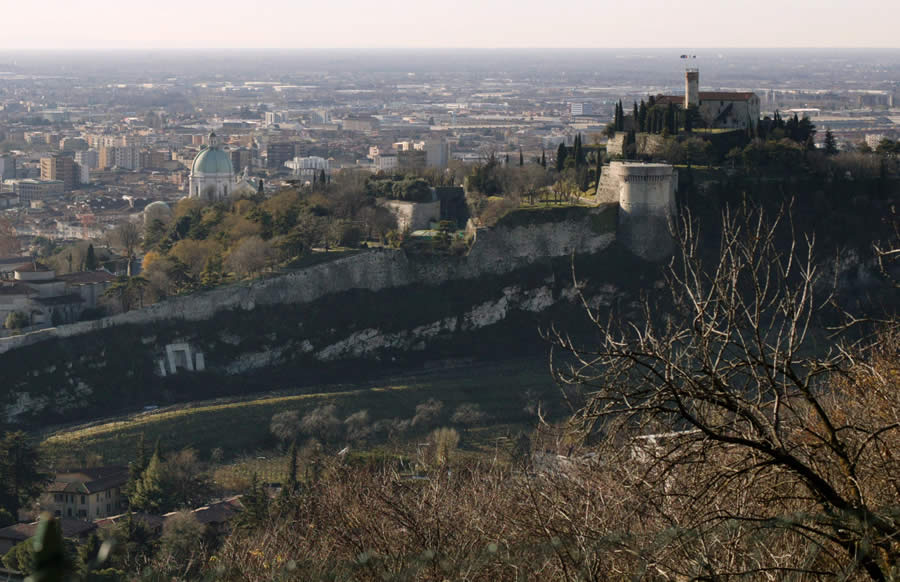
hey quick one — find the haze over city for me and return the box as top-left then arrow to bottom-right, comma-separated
2,0 -> 899,49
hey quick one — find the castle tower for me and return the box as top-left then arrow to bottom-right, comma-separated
685,68 -> 700,108
596,161 -> 677,261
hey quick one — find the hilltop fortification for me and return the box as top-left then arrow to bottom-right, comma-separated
0,178 -> 678,426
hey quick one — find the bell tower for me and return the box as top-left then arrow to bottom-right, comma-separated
685,68 -> 700,108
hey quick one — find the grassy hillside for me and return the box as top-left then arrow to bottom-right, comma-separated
39,359 -> 562,468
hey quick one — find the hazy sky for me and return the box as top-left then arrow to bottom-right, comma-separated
2,0 -> 897,50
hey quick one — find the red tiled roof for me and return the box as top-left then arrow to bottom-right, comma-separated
162,496 -> 244,525
699,91 -> 755,101
13,262 -> 50,273
0,518 -> 96,542
95,512 -> 165,530
0,256 -> 32,267
654,95 -> 683,105
654,91 -> 756,105
53,466 -> 128,494
58,270 -> 117,285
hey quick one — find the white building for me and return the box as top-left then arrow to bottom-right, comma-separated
264,112 -> 285,127
570,102 -> 594,116
188,132 -> 234,201
374,155 -> 398,172
865,134 -> 886,149
285,156 -> 330,180
424,141 -> 450,168
74,149 -> 99,170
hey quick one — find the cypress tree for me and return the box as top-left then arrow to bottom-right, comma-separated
638,100 -> 647,132
32,516 -> 71,581
632,102 -> 639,128
125,434 -> 147,500
519,148 -> 524,166
131,448 -> 165,514
572,134 -> 581,169
285,441 -> 299,494
240,472 -> 269,527
540,149 -> 546,168
555,143 -> 568,173
84,244 -> 97,271
824,130 -> 838,155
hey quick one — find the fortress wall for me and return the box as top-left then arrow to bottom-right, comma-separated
0,206 -> 617,356
382,200 -> 442,232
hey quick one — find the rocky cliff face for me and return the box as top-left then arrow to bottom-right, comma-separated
0,205 -> 635,427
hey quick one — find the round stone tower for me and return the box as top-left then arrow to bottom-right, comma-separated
607,162 -> 677,261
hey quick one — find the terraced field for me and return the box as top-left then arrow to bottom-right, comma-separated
40,359 -> 561,468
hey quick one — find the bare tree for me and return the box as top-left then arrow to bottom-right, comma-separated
270,410 -> 301,444
300,404 -> 342,442
0,216 -> 19,257
550,204 -> 900,580
225,235 -> 274,277
113,221 -> 141,262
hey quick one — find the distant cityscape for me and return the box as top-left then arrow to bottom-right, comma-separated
0,50 -> 895,239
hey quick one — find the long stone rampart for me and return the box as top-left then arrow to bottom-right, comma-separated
0,205 -> 617,356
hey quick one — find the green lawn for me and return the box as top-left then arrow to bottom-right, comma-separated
40,360 -> 560,468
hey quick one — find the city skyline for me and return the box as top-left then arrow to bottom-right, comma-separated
1,0 -> 898,50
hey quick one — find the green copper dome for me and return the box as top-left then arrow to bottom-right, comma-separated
191,146 -> 233,175
191,132 -> 233,175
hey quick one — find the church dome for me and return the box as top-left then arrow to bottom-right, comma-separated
191,146 -> 233,176
188,131 -> 234,202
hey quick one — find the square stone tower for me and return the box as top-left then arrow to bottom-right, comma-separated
685,68 -> 700,108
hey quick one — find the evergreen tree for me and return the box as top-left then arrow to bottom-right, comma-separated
125,434 -> 147,501
572,134 -> 581,169
632,102 -> 639,127
239,473 -> 269,528
279,442 -> 299,503
199,254 -> 224,288
540,149 -> 546,168
519,148 -> 524,167
505,153 -> 510,166
555,143 -> 568,173
31,515 -> 73,582
84,244 -> 98,271
824,130 -> 838,155
638,100 -> 648,132
77,532 -> 101,575
0,431 -> 48,519
131,448 -> 165,514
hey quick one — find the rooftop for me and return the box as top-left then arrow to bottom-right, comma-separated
49,466 -> 129,494
58,270 -> 117,285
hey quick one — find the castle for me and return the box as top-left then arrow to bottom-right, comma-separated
657,68 -> 760,131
